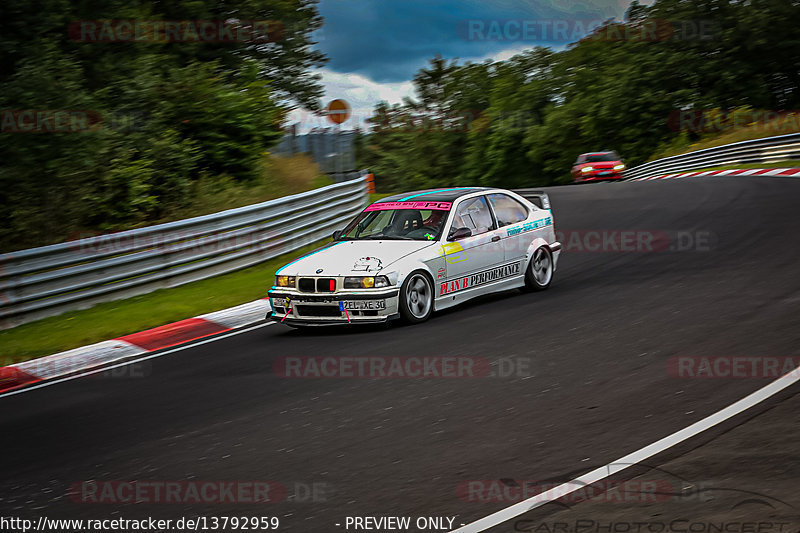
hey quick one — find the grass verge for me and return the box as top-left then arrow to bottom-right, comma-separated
160,153 -> 333,224
650,111 -> 800,161
0,239 -> 331,366
674,160 -> 800,173
368,192 -> 393,203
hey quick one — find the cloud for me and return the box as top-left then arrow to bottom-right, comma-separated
288,69 -> 415,131
290,0 -> 644,131
289,44 -> 554,132
315,0 -> 633,82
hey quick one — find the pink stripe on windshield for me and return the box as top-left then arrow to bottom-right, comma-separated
365,201 -> 452,211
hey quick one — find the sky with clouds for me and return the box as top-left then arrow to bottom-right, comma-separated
290,0 -> 643,131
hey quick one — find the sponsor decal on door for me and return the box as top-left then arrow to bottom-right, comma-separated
439,262 -> 520,296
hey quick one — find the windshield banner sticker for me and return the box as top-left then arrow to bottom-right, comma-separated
364,201 -> 452,211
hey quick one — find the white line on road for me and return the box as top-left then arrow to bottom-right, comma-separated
450,366 -> 800,532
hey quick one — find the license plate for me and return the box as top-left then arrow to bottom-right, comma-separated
598,171 -> 611,176
340,300 -> 386,310
273,297 -> 290,308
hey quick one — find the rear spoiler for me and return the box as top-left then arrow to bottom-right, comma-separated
513,189 -> 551,210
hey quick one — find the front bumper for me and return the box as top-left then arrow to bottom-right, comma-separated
575,171 -> 623,183
267,288 -> 401,325
269,314 -> 401,327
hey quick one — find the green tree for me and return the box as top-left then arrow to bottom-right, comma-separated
360,0 -> 800,189
0,0 -> 327,251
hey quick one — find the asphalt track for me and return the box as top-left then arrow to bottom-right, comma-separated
2,177 -> 800,531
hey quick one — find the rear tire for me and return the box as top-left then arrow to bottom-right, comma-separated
523,246 -> 553,291
399,272 -> 434,324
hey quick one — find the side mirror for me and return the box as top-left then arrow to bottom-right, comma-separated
447,227 -> 472,241
332,230 -> 343,241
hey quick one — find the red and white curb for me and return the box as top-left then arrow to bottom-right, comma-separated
629,167 -> 800,181
0,299 -> 271,394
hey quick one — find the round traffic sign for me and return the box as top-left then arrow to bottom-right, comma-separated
326,99 -> 351,125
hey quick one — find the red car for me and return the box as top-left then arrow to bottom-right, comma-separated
571,151 -> 626,183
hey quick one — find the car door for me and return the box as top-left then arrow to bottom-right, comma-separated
486,193 -> 530,269
439,195 -> 505,300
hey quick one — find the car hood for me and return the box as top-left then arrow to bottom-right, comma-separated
279,240 -> 437,276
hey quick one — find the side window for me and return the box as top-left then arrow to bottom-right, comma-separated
452,196 -> 495,236
487,194 -> 528,227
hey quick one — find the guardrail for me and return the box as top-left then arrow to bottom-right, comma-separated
0,177 -> 368,329
623,132 -> 800,181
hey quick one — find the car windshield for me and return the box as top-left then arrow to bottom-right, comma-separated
340,204 -> 451,241
585,153 -> 620,162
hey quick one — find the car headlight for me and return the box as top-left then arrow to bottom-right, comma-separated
581,166 -> 593,172
344,276 -> 390,289
614,164 -> 626,170
275,275 -> 295,288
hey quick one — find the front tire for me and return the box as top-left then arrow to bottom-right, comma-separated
399,272 -> 434,324
523,246 -> 553,291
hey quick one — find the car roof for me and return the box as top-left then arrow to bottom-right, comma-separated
373,187 -> 493,204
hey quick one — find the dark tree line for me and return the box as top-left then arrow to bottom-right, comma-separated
359,0 -> 800,192
0,0 -> 326,251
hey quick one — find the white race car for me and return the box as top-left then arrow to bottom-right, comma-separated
268,187 -> 561,327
